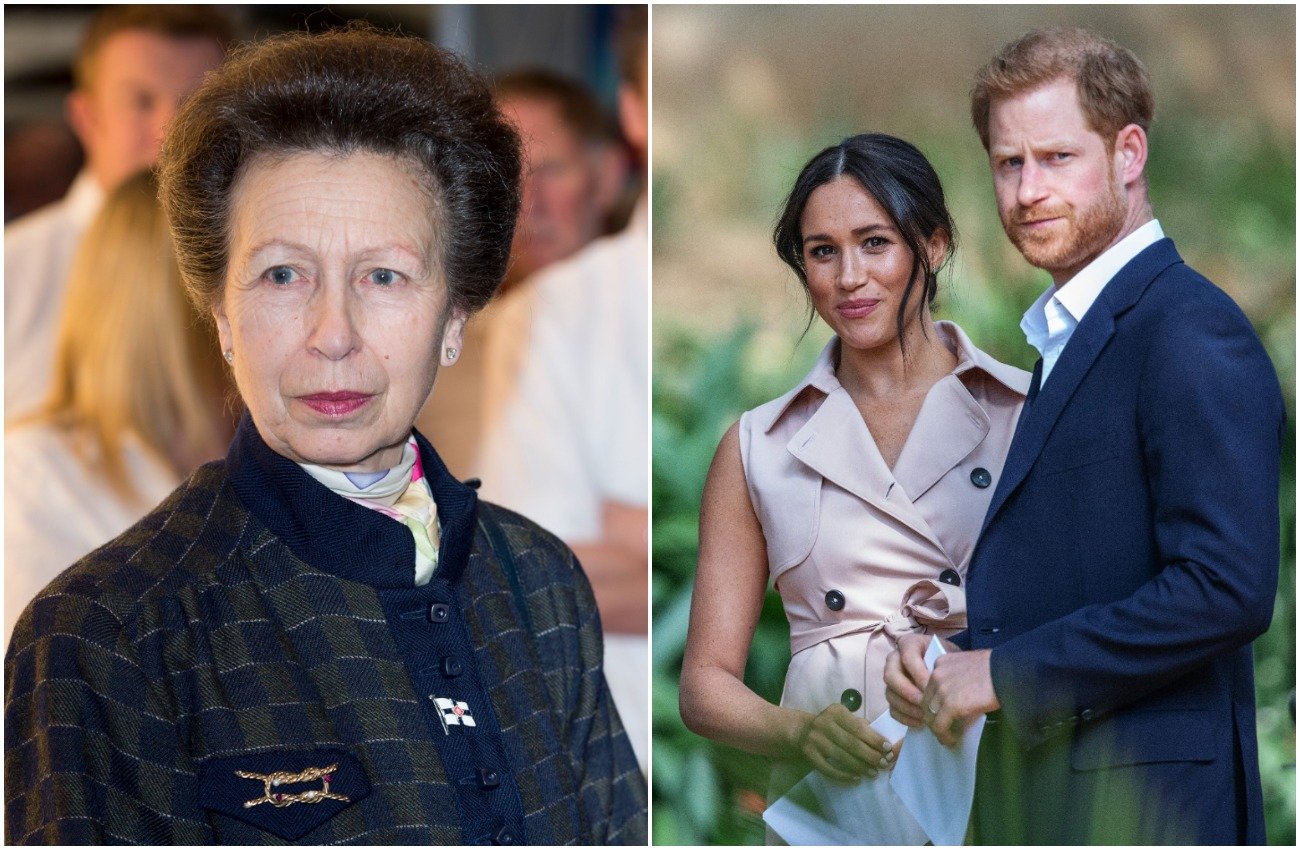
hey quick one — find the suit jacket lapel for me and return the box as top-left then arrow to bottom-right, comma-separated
787,386 -> 943,549
980,238 -> 1183,535
980,311 -> 1114,534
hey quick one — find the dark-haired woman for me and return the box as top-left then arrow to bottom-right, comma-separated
5,27 -> 645,845
679,134 -> 1029,835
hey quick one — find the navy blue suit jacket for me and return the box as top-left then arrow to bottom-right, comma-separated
960,238 -> 1283,844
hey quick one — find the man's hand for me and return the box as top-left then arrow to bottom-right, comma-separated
922,649 -> 1000,747
884,633 -> 933,727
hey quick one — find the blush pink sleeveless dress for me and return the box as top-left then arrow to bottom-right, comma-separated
739,321 -> 1029,813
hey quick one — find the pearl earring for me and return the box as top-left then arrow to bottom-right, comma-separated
224,350 -> 234,363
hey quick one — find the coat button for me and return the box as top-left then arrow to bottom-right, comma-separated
824,590 -> 845,611
428,603 -> 450,623
938,569 -> 961,587
478,768 -> 501,789
970,467 -> 992,488
493,827 -> 516,845
840,688 -> 862,712
441,656 -> 463,678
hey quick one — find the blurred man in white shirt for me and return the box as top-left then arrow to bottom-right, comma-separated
5,5 -> 230,419
416,68 -> 628,477
479,6 -> 649,769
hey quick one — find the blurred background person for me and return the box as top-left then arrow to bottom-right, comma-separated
417,67 -> 630,477
4,169 -> 234,647
498,67 -> 630,290
4,119 -> 83,222
479,5 -> 649,770
5,4 -> 232,421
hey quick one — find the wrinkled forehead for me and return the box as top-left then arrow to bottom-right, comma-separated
225,149 -> 441,268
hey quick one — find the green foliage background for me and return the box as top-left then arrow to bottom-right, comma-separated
651,5 -> 1295,845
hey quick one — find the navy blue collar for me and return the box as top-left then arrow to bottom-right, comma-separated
1096,237 -> 1182,320
226,412 -> 478,589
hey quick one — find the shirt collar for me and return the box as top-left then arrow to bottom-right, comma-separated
759,320 -> 1029,433
1056,219 -> 1164,321
1022,219 -> 1164,337
1019,284 -> 1055,355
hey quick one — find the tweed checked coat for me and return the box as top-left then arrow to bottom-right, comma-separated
5,415 -> 647,844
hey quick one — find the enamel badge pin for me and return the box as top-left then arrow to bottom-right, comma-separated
432,696 -> 476,734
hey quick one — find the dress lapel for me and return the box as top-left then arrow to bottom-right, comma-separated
787,386 -> 943,549
891,374 -> 991,503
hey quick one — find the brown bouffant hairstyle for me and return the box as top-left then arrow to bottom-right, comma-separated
970,27 -> 1154,152
75,5 -> 235,90
495,68 -> 620,146
158,24 -> 522,317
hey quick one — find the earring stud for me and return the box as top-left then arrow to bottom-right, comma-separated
446,347 -> 458,361
224,350 -> 234,363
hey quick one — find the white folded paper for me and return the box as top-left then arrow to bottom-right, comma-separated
763,710 -> 928,845
889,636 -> 985,845
764,636 -> 985,846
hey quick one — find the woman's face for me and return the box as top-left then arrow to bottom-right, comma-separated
800,175 -> 943,354
214,149 -> 464,472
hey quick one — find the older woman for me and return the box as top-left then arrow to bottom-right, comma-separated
5,27 -> 645,845
679,134 -> 1029,841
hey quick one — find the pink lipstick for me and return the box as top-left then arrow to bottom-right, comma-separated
837,298 -> 881,319
298,391 -> 373,416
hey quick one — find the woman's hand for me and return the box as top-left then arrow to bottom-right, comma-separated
797,703 -> 898,783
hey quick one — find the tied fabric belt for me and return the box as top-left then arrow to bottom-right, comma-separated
789,578 -> 967,657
